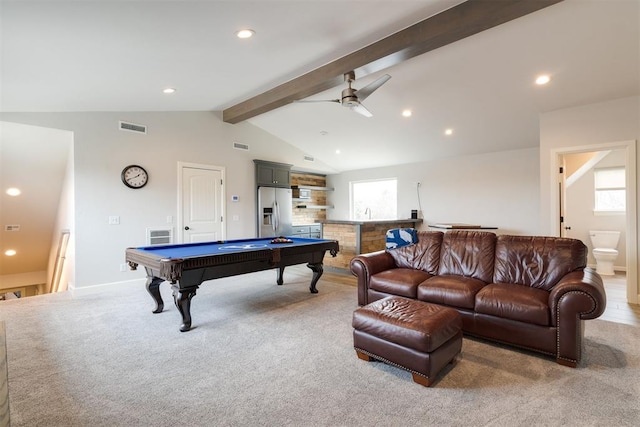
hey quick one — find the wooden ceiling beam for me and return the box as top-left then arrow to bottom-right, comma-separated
222,0 -> 564,124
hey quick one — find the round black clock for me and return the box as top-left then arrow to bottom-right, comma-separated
121,165 -> 148,189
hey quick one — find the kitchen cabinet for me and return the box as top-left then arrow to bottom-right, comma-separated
291,224 -> 322,238
254,160 -> 292,188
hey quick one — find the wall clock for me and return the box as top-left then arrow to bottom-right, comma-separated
121,165 -> 148,189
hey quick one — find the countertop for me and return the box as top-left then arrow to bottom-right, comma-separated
429,223 -> 497,230
318,219 -> 423,225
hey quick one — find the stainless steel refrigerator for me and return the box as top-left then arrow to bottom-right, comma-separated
257,186 -> 293,237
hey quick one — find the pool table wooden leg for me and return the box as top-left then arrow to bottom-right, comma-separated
172,285 -> 198,332
307,262 -> 322,294
145,276 -> 165,314
277,266 -> 285,286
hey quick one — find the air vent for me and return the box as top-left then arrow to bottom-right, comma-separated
119,121 -> 147,134
4,225 -> 20,231
146,228 -> 173,245
304,155 -> 315,162
233,142 -> 249,151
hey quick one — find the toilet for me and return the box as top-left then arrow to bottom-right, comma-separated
589,230 -> 621,276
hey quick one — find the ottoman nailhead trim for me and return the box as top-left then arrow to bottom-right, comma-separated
354,346 -> 430,382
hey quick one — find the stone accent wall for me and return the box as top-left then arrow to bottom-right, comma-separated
322,224 -> 357,270
360,222 -> 417,254
322,220 -> 421,271
290,172 -> 328,225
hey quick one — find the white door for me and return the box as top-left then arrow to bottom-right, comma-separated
181,165 -> 224,243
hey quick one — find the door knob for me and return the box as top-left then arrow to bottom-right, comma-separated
564,226 -> 571,230
184,226 -> 190,230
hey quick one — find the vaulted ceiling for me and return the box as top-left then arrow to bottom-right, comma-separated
2,0 -> 638,173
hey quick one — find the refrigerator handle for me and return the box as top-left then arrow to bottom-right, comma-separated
273,201 -> 279,231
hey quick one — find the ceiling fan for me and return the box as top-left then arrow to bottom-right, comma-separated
296,71 -> 391,117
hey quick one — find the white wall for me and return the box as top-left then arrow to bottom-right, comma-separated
0,111 -> 332,289
540,96 -> 639,232
327,147 -> 540,235
0,121 -> 72,290
540,95 -> 639,301
4,97 -> 637,296
46,142 -> 75,292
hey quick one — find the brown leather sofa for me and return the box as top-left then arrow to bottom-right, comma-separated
350,230 -> 607,367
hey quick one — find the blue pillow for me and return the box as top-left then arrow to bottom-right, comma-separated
386,228 -> 418,249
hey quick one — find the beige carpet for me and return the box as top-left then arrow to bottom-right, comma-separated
1,267 -> 638,426
0,322 -> 9,427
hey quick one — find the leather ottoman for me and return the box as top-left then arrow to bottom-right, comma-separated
353,296 -> 462,387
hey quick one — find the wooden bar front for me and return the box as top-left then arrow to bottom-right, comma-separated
319,219 -> 422,271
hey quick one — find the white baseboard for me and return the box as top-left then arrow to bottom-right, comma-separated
70,278 -> 146,298
586,263 -> 627,273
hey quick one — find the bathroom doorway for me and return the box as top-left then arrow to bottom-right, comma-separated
561,149 -> 626,270
553,140 -> 637,305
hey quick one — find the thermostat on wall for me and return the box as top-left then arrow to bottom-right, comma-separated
231,195 -> 239,202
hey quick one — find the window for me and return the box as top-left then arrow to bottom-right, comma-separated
594,167 -> 625,212
351,178 -> 397,220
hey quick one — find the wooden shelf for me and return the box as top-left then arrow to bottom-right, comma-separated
295,205 -> 334,209
291,185 -> 334,191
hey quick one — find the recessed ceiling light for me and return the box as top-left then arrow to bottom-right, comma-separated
402,109 -> 412,117
236,29 -> 255,39
5,249 -> 16,257
163,88 -> 176,94
445,128 -> 453,136
335,149 -> 341,154
535,75 -> 551,85
6,188 -> 21,196
320,130 -> 328,136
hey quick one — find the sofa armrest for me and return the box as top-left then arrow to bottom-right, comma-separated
548,268 -> 606,367
350,251 -> 396,306
549,268 -> 606,326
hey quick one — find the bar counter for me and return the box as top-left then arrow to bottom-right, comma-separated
318,219 -> 423,271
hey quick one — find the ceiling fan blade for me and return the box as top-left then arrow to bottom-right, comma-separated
350,103 -> 373,118
354,74 -> 391,102
294,99 -> 340,103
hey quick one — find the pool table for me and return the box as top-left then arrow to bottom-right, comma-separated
126,237 -> 339,332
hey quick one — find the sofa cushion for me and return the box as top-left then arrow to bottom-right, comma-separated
438,231 -> 496,283
475,283 -> 550,326
417,275 -> 487,309
493,235 -> 588,291
370,269 -> 432,299
387,231 -> 443,275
